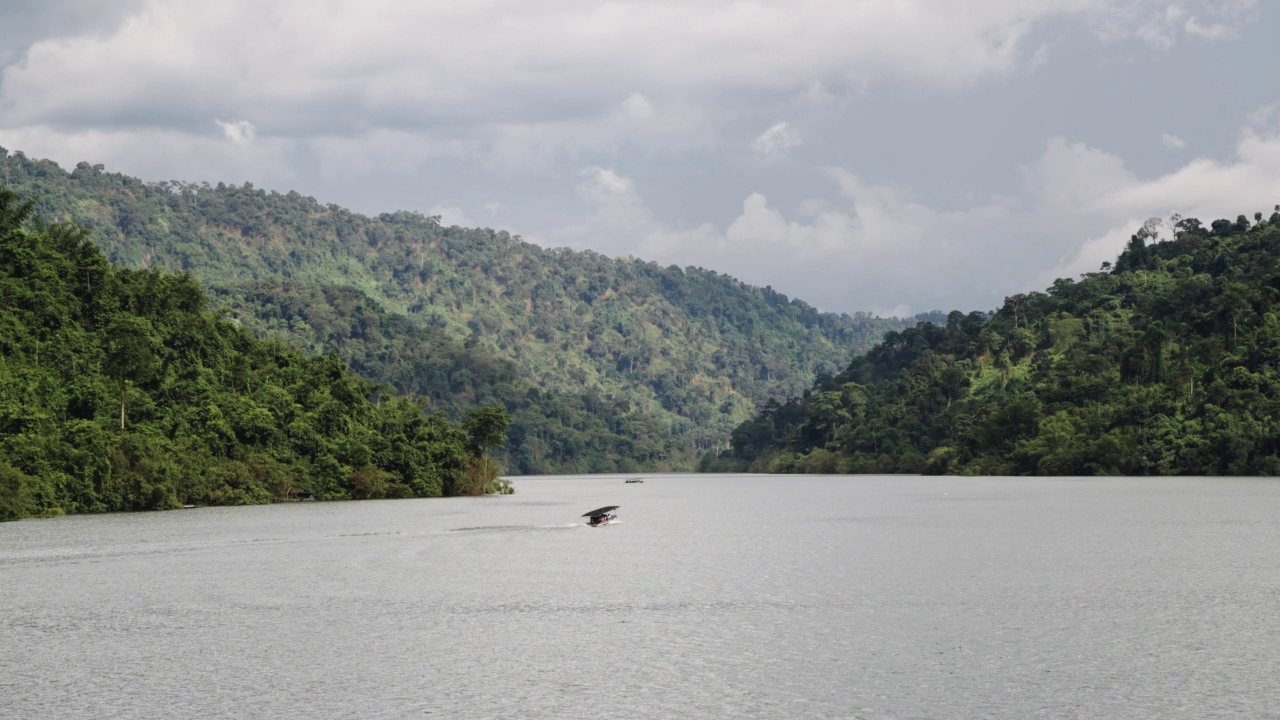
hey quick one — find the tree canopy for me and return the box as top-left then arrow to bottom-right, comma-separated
0,149 -> 911,470
0,186 -> 510,521
706,209 -> 1280,476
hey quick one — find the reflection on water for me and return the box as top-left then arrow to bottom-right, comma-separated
2,474 -> 1278,719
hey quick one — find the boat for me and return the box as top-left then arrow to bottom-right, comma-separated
582,505 -> 619,527
624,478 -> 644,484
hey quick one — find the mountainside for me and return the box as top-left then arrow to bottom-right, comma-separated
0,187 -> 507,522
208,281 -> 685,473
0,149 -> 910,468
707,210 -> 1280,475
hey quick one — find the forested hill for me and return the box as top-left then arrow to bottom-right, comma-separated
708,209 -> 1280,476
207,281 -> 688,473
0,149 -> 910,469
0,187 -> 511,522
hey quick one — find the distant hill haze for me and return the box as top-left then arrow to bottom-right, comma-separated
0,149 -> 911,472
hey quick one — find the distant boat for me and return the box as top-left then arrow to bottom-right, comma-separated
289,491 -> 316,502
624,478 -> 644,484
582,505 -> 619,527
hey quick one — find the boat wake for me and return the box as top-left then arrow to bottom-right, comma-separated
447,523 -> 584,534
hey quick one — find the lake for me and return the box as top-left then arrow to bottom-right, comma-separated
2,474 -> 1278,719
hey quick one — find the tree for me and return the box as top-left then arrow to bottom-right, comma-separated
103,317 -> 157,429
0,186 -> 33,240
464,406 -> 512,457
463,406 -> 512,493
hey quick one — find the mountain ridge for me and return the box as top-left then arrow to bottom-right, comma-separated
0,148 -> 912,469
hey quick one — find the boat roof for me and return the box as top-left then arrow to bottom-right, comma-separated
582,505 -> 620,517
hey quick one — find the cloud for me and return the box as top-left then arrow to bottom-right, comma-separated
551,167 -> 661,249
0,123 -> 295,185
0,0 -> 146,64
1092,0 -> 1257,47
1129,5 -> 1187,49
555,118 -> 1280,314
0,0 -> 1252,178
483,94 -> 714,173
751,121 -> 801,159
0,0 -> 1269,317
309,129 -> 470,182
428,205 -> 474,228
1184,0 -> 1259,40
215,119 -> 255,145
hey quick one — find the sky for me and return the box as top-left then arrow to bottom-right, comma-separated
1,1 -> 1278,316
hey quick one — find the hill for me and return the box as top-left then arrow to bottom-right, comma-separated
208,280 -> 684,473
0,187 -> 509,521
706,209 -> 1280,475
0,148 -> 910,470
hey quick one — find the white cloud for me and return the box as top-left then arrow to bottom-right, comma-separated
0,0 -> 1269,316
0,0 -> 1252,179
215,119 -> 256,145
554,118 -> 1280,313
751,121 -> 801,159
1246,103 -> 1280,134
1026,137 -> 1138,212
428,205 -> 474,228
483,95 -> 713,173
1184,0 -> 1259,40
552,167 -> 659,249
1161,133 -> 1187,149
988,124 -> 1280,297
1092,0 -> 1256,47
0,124 -> 295,185
1130,5 -> 1186,49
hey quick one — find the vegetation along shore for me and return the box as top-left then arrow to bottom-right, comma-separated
704,210 -> 1280,476
0,186 -> 511,521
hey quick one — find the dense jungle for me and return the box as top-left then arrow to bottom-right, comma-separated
0,149 -> 908,473
706,210 -> 1280,476
0,187 -> 512,521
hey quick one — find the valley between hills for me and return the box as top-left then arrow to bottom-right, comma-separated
0,149 -> 910,477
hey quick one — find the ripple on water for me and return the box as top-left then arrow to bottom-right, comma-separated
1,474 -> 1277,720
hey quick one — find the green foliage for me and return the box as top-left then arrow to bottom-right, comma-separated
464,406 -> 511,458
463,406 -> 513,495
716,211 -> 1280,476
0,186 -> 509,521
206,281 -> 693,474
0,150 -> 909,470
104,316 -> 158,429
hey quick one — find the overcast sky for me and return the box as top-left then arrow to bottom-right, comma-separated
1,1 -> 1278,316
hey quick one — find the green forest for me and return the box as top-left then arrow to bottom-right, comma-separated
708,209 -> 1280,476
208,280 -> 686,473
0,149 -> 908,472
0,186 -> 512,522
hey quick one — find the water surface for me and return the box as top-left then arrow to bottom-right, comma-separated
2,475 -> 1278,719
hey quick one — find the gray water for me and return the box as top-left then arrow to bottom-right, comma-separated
2,475 -> 1278,719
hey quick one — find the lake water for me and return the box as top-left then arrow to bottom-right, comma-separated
2,474 -> 1278,719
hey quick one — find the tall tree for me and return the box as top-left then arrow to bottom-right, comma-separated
464,406 -> 512,492
103,317 -> 157,430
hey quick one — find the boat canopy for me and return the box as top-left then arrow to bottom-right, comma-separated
582,505 -> 620,517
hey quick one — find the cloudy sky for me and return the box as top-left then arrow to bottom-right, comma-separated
1,1 -> 1278,315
